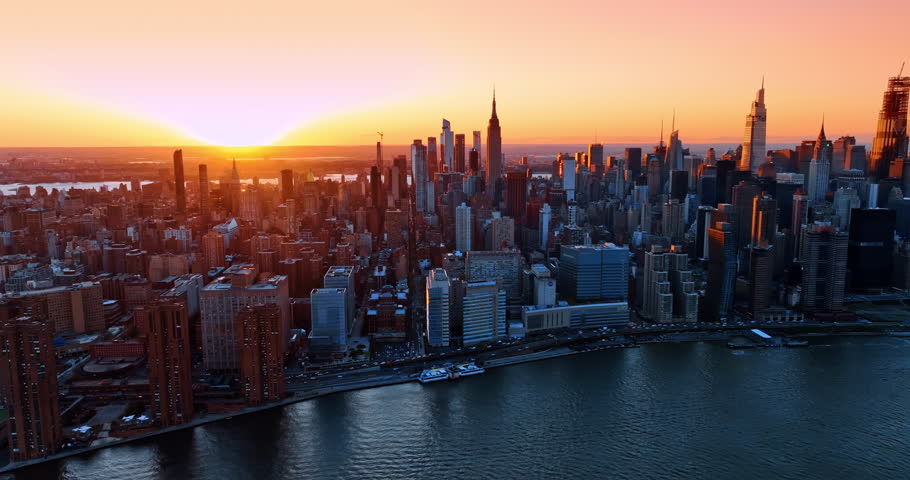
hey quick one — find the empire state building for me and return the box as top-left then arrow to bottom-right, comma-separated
486,91 -> 502,197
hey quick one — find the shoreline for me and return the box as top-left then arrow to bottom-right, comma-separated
0,327 -> 904,475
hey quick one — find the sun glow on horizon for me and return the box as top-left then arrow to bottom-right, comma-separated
1,1 -> 909,147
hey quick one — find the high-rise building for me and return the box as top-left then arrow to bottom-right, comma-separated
280,169 -> 294,201
848,208 -> 896,292
869,74 -> 910,180
441,119 -> 454,172
465,250 -> 522,306
539,203 -> 552,251
310,288 -> 348,354
455,203 -> 472,252
411,139 -> 429,214
200,265 -> 289,371
0,317 -> 61,462
661,200 -> 685,243
144,301 -> 193,427
198,164 -> 209,217
832,187 -> 861,230
751,192 -> 777,248
625,147 -> 642,180
426,268 -> 451,347
808,121 -> 832,202
831,136 -> 855,174
791,188 -> 810,254
704,222 -> 737,320
740,81 -> 767,173
173,149 -> 186,215
750,246 -> 774,314
732,180 -> 761,249
427,137 -> 438,180
454,133 -> 466,173
559,243 -> 629,302
588,143 -> 605,170
845,144 -> 866,172
238,303 -> 285,406
799,223 -> 848,313
323,266 -> 355,333
641,246 -> 697,323
202,231 -> 226,269
486,92 -> 502,196
505,169 -> 529,221
229,159 -> 241,215
462,281 -> 507,345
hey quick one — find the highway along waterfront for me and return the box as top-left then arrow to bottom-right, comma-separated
8,335 -> 910,480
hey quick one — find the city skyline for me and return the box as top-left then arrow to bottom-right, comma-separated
3,2 -> 910,147
3,2 -> 910,477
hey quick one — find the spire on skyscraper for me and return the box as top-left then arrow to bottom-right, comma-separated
491,87 -> 498,119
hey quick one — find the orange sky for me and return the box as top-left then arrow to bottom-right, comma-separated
1,1 -> 907,147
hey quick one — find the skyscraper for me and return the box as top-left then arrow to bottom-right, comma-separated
486,91 -> 502,196
704,222 -> 737,320
807,121 -> 832,202
0,317 -> 61,462
869,73 -> 910,180
144,301 -> 193,427
238,303 -> 285,406
200,265 -> 289,371
173,149 -> 186,215
427,136 -> 438,180
588,143 -> 604,170
625,147 -> 642,180
229,158 -> 241,215
198,164 -> 209,215
454,133 -> 466,173
559,243 -> 630,302
441,119 -> 454,173
505,169 -> 529,221
848,208 -> 896,292
202,231 -> 226,269
750,192 -> 777,248
426,268 -> 451,347
800,223 -> 848,312
280,169 -> 294,201
462,281 -> 507,345
455,203 -> 472,252
310,288 -> 348,355
539,203 -> 551,251
740,81 -> 767,173
750,245 -> 774,314
411,139 -> 429,213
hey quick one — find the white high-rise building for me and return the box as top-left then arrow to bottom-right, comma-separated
539,204 -> 551,251
426,269 -> 451,347
310,288 -> 348,353
441,119 -> 454,173
455,203 -> 472,252
741,80 -> 767,173
462,281 -> 507,345
530,264 -> 556,307
324,266 -> 355,333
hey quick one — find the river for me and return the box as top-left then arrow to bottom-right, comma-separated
8,336 -> 910,479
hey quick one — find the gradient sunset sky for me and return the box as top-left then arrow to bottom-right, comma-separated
2,1 -> 908,147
